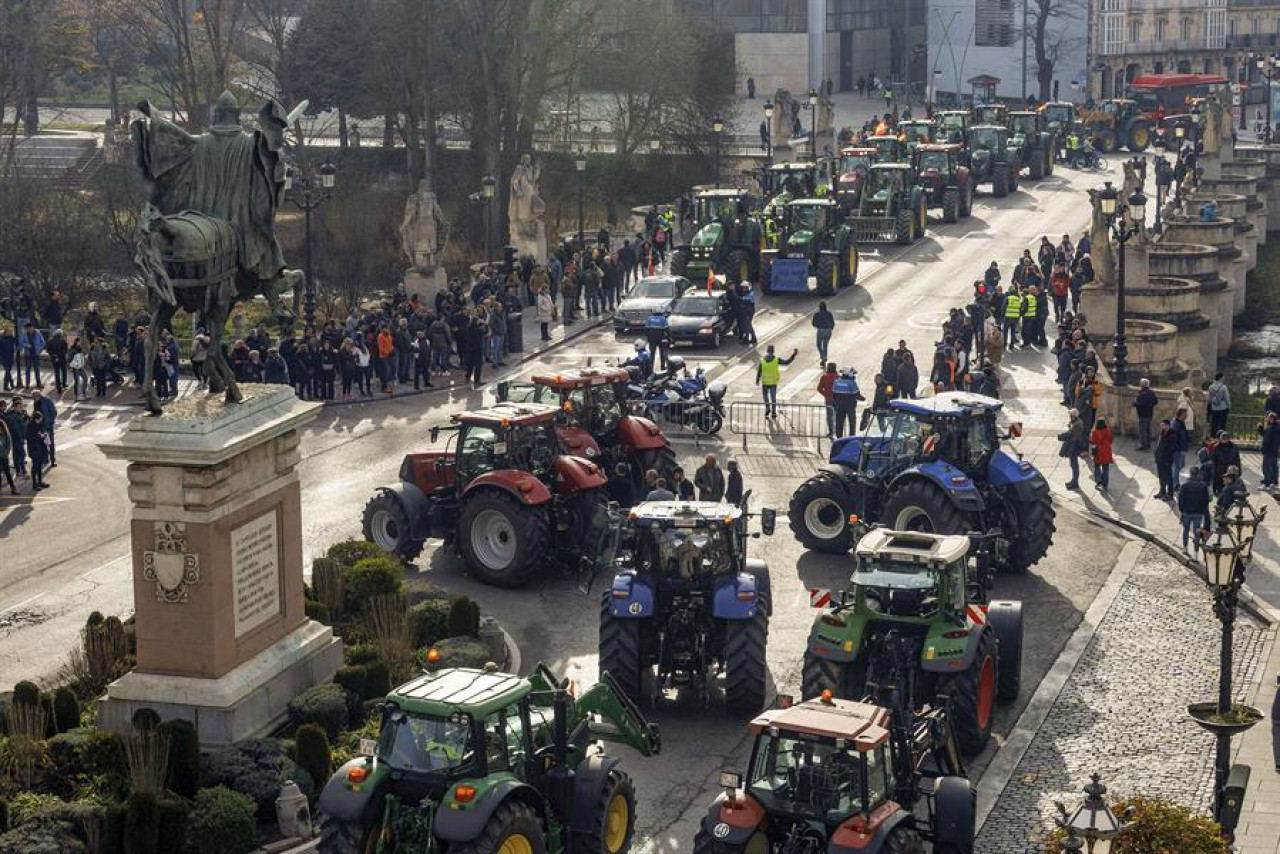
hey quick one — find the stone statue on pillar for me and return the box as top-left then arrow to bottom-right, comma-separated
507,154 -> 547,263
773,89 -> 794,146
1089,187 -> 1116,287
400,180 -> 448,274
1201,93 -> 1224,156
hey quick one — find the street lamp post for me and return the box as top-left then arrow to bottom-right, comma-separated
285,160 -> 338,334
764,100 -> 774,165
808,89 -> 819,161
1256,55 -> 1280,143
481,174 -> 496,262
1097,181 -> 1146,387
574,148 -> 587,249
1055,774 -> 1132,854
712,114 -> 724,187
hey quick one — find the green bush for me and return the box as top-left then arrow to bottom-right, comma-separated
364,661 -> 391,699
447,596 -> 482,638
295,724 -> 332,794
52,688 -> 79,735
345,557 -> 404,606
326,540 -> 387,567
288,683 -> 357,739
334,665 -> 368,698
7,792 -> 61,827
313,556 -> 346,620
156,798 -> 189,851
433,637 -> 492,670
159,720 -> 200,800
304,599 -> 331,624
188,786 -> 257,854
12,681 -> 40,709
409,599 -> 451,648
0,805 -> 90,853
124,792 -> 159,854
1045,796 -> 1227,854
344,643 -> 379,666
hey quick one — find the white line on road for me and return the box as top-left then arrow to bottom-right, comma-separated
0,592 -> 46,615
779,368 -> 820,401
79,554 -> 131,584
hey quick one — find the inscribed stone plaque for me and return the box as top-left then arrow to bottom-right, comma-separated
232,509 -> 281,638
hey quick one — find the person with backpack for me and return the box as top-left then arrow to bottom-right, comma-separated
1207,372 -> 1231,436
1260,411 -> 1280,490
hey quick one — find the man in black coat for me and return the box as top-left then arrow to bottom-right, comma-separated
1209,432 -> 1242,495
1133,378 -> 1158,450
459,316 -> 486,389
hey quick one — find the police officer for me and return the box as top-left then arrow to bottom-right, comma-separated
831,368 -> 864,438
1003,285 -> 1023,350
645,309 -> 670,370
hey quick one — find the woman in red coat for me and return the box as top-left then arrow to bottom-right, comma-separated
1089,417 -> 1114,492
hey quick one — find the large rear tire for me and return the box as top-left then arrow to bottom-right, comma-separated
317,814 -> 374,854
449,802 -> 546,854
942,187 -> 960,223
800,650 -> 865,701
361,491 -> 425,562
723,610 -> 768,711
939,631 -> 997,756
726,249 -> 751,285
991,164 -> 1010,198
599,595 -> 644,702
1126,120 -> 1151,152
815,255 -> 838,297
882,825 -> 926,853
636,445 -> 678,486
1005,483 -> 1055,573
959,182 -> 973,217
880,479 -> 969,536
894,207 -> 914,244
578,769 -> 638,854
669,249 -> 691,279
457,490 -> 551,588
789,472 -> 855,553
1094,128 -> 1119,153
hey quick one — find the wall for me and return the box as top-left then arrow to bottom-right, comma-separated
736,32 -> 812,95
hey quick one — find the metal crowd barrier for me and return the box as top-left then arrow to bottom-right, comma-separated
727,400 -> 831,454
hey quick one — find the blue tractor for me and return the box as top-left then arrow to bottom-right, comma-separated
598,499 -> 776,711
788,392 -> 1055,573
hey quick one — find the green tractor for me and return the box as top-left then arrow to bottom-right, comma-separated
762,161 -> 833,217
317,663 -> 661,854
1040,101 -> 1078,141
972,103 -> 1009,127
669,189 -> 764,286
1008,110 -> 1056,180
847,163 -> 928,245
933,110 -> 970,144
801,528 -> 1025,756
760,198 -> 858,296
964,124 -> 1020,197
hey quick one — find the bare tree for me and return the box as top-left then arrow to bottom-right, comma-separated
1020,0 -> 1086,102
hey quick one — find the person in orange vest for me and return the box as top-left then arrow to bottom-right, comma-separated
376,324 -> 395,393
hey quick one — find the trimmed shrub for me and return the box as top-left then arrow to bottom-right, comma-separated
131,708 -> 161,732
333,665 -> 368,699
200,738 -> 299,819
8,792 -> 62,827
304,599 -> 331,624
12,680 -> 40,709
156,798 -> 189,851
287,683 -> 356,739
344,643 -> 379,665
447,596 -> 482,638
433,637 -> 492,669
345,557 -> 404,605
188,786 -> 257,854
124,792 -> 159,854
295,724 -> 332,794
159,720 -> 200,800
364,660 -> 392,700
84,614 -> 130,692
0,806 -> 89,853
326,540 -> 387,567
52,688 -> 79,735
409,599 -> 451,648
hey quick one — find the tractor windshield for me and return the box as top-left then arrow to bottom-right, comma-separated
748,731 -> 869,818
917,151 -> 949,173
969,128 -> 1000,151
788,205 -> 825,232
504,423 -> 558,476
1011,116 -> 1034,135
1045,105 -> 1074,125
588,384 -> 624,432
868,170 -> 905,195
641,525 -> 730,579
854,561 -> 943,617
378,710 -> 473,773
840,153 -> 871,174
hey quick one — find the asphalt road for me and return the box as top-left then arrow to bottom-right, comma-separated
2,156 -> 1129,848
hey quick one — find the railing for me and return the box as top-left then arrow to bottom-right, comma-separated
1227,413 -> 1264,449
727,400 -> 831,454
627,399 -> 720,446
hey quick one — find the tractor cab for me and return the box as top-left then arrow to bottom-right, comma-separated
934,110 -> 970,143
779,198 -> 841,239
848,529 -> 969,619
500,367 -> 632,458
865,135 -> 906,164
860,164 -> 912,210
1040,101 -> 1077,134
836,147 -> 876,210
691,188 -> 751,227
972,103 -> 1008,127
440,403 -> 563,487
1008,110 -> 1042,138
623,501 -> 751,581
897,119 -> 934,150
965,124 -> 1009,157
763,162 -> 830,216
913,143 -> 962,184
854,394 -> 1005,480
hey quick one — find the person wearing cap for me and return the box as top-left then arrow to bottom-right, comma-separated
1217,465 -> 1246,511
1210,431 -> 1242,496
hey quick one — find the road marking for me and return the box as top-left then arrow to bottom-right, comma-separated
0,592 -> 45,615
79,554 -> 131,583
716,364 -> 754,390
779,368 -> 820,401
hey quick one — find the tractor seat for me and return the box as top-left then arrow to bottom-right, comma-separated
886,588 -> 924,616
794,764 -> 837,812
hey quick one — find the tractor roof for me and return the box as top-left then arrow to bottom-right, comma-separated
453,401 -> 559,427
840,147 -> 877,156
750,697 -> 891,750
867,135 -> 898,143
629,500 -> 743,526
889,391 -> 1003,419
855,528 -> 970,568
769,162 -> 814,171
1009,110 -> 1039,117
969,124 -> 1007,132
916,143 -> 963,153
788,197 -> 838,206
389,667 -> 529,718
530,366 -> 631,388
697,188 -> 749,199
870,163 -> 911,171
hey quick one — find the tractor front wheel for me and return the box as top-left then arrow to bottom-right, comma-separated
917,197 -> 928,238
991,164 -> 1010,198
894,207 -> 914,244
457,491 -> 551,588
599,594 -> 644,702
317,814 -> 375,854
450,802 -> 546,854
880,479 -> 969,536
723,610 -> 768,711
816,255 -> 838,296
578,769 -> 638,854
789,473 -> 855,553
362,491 -> 425,562
669,249 -> 691,279
882,825 -> 926,853
1005,485 -> 1055,573
940,631 -> 998,755
942,187 -> 960,223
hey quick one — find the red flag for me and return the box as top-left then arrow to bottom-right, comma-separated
706,265 -> 715,294
648,252 -> 654,276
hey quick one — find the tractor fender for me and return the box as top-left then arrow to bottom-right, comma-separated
702,791 -> 766,844
891,464 -> 986,513
434,777 -> 546,842
986,451 -> 1044,490
923,623 -> 993,674
464,471 -> 553,506
615,415 -> 668,451
316,759 -> 389,824
932,776 -> 977,849
551,455 -> 609,496
608,572 -> 655,618
556,424 -> 604,461
806,612 -> 861,664
569,754 -> 622,832
712,572 -> 760,620
374,482 -> 434,541
828,804 -> 912,854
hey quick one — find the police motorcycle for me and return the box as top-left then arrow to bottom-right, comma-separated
627,355 -> 726,436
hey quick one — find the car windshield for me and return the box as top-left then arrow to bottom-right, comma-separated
671,297 -> 721,317
631,280 -> 678,299
749,731 -> 864,818
917,151 -> 949,172
639,524 -> 731,579
377,711 -> 473,773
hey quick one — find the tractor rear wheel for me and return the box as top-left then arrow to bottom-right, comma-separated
815,255 -> 838,296
940,631 -> 998,756
317,814 -> 374,854
1028,151 -> 1044,180
669,249 -> 691,279
599,595 -> 644,702
450,802 -> 546,854
987,600 -> 1023,703
801,650 -> 865,700
362,491 -> 425,562
1094,128 -> 1119,153
457,491 -> 551,588
882,825 -> 926,853
839,244 -> 859,289
880,479 -> 969,536
635,446 -> 678,487
1005,485 -> 1055,573
723,610 -> 768,711
578,769 -> 638,854
789,472 -> 855,553
942,188 -> 960,223
894,207 -> 914,244
991,164 -> 1010,198
1126,120 -> 1152,152
726,249 -> 751,285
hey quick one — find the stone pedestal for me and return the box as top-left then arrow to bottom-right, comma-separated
510,222 -> 548,265
97,386 -> 342,745
405,266 -> 446,297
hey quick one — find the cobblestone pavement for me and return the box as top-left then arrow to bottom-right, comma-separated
976,543 -> 1269,852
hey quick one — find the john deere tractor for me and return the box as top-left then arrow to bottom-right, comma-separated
788,392 -> 1055,575
760,198 -> 859,295
912,143 -> 973,223
316,662 -> 661,854
972,102 -> 1009,127
801,528 -> 1025,755
847,164 -> 928,245
964,125 -> 1020,197
1079,98 -> 1152,153
1040,101 -> 1078,142
762,161 -> 833,217
669,189 -> 764,286
1008,110 -> 1056,180
934,110 -> 970,144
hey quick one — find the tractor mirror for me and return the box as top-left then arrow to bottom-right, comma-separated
496,381 -> 510,401
740,489 -> 753,512
1008,422 -> 1023,438
760,508 -> 777,536
719,771 -> 743,791
430,426 -> 440,443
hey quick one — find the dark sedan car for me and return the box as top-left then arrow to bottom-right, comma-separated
665,291 -> 735,347
614,275 -> 693,332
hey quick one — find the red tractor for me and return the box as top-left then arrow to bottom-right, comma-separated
362,402 -> 616,588
498,365 -> 679,486
835,146 -> 877,214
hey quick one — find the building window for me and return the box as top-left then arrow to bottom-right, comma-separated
975,0 -> 1014,47
1255,17 -> 1261,37
1129,19 -> 1140,43
1102,13 -> 1124,54
1181,17 -> 1190,43
1229,19 -> 1237,40
1205,8 -> 1226,49
1155,18 -> 1165,45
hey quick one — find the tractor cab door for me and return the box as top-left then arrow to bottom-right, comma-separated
858,412 -> 920,477
499,381 -> 546,405
455,424 -> 498,489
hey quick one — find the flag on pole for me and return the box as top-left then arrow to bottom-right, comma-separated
648,251 -> 654,276
706,265 -> 715,295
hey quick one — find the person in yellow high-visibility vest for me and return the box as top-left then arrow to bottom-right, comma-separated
1021,286 -> 1038,351
755,344 -> 798,418
1003,287 -> 1023,350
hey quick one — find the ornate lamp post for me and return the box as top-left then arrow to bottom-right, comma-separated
763,99 -> 774,165
1055,774 -> 1132,854
1097,181 -> 1146,387
1256,54 -> 1280,143
574,148 -> 587,249
808,88 -> 819,161
712,114 -> 724,187
285,160 -> 337,333
481,174 -> 496,262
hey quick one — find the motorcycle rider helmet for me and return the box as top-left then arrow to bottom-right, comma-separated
666,355 -> 687,373
634,339 -> 648,352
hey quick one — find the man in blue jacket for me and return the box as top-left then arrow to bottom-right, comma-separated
31,389 -> 57,468
18,322 -> 44,389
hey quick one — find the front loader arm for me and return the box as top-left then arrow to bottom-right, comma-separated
572,670 -> 662,757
